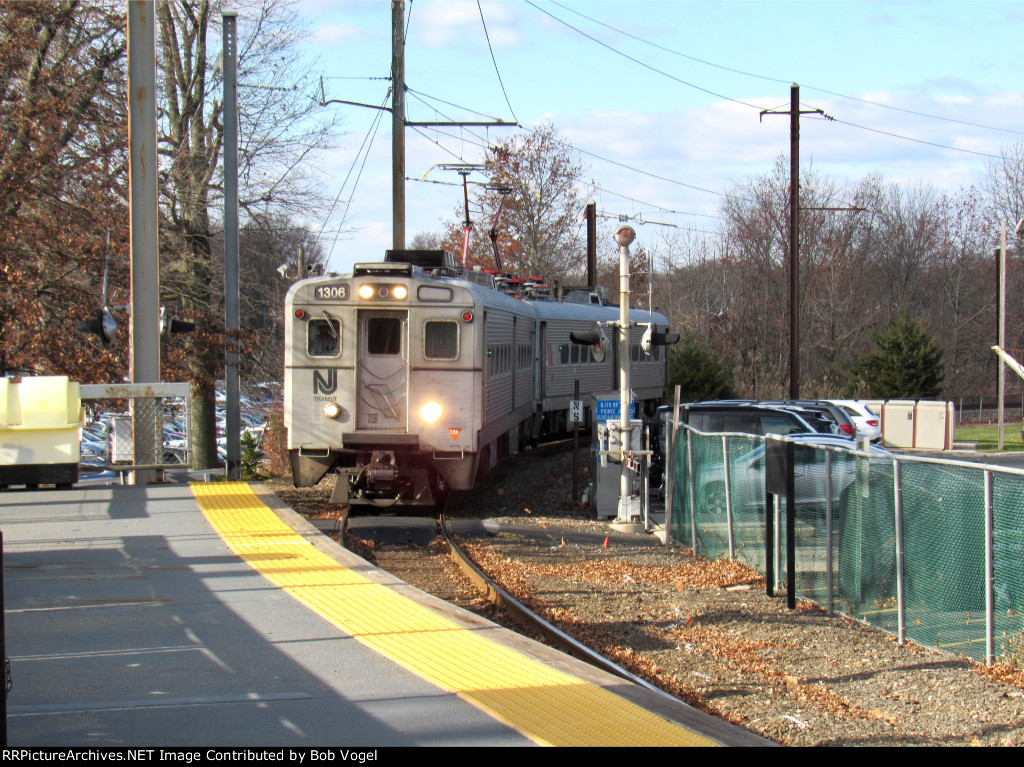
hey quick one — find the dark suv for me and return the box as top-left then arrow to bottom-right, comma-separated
759,400 -> 857,439
649,401 -> 828,494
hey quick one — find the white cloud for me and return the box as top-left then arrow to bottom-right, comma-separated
311,22 -> 365,46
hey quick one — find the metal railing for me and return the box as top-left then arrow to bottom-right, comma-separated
667,425 -> 1024,666
80,383 -> 191,477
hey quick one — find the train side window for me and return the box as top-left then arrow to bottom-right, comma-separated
307,318 -> 341,357
367,317 -> 401,355
424,320 -> 459,360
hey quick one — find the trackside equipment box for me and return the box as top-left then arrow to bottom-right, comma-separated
0,376 -> 82,489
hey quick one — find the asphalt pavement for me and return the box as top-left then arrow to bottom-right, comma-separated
0,484 -> 535,747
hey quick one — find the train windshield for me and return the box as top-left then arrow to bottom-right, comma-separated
424,320 -> 459,360
367,316 -> 402,355
307,318 -> 341,357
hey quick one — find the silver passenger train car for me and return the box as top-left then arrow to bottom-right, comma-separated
284,250 -> 674,507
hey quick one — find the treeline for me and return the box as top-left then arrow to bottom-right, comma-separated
648,158 -> 1022,401
0,1 -> 337,466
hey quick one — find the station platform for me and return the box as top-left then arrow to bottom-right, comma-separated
0,483 -> 766,747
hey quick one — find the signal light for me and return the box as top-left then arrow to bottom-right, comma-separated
640,327 -> 680,351
159,306 -> 196,338
570,325 -> 608,363
461,311 -> 473,322
75,307 -> 117,347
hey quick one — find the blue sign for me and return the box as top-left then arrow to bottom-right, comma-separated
595,398 -> 635,422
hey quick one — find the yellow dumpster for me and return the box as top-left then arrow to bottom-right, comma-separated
0,376 -> 82,489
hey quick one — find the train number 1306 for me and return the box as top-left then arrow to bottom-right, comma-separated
314,285 -> 349,300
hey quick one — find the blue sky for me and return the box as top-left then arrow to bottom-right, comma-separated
290,1 -> 1024,272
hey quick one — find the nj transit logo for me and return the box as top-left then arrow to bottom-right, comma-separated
313,369 -> 337,395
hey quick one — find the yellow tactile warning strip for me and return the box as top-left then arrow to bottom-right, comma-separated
191,483 -> 717,747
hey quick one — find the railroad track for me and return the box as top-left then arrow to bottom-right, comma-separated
435,506 -> 685,705
332,503 -> 681,703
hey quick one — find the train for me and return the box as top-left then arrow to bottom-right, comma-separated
284,249 -> 676,507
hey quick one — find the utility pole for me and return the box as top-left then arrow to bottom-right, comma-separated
585,202 -> 597,288
761,85 -> 825,399
127,0 -> 160,484
615,226 -> 636,522
324,3 -> 515,252
223,10 -> 240,480
391,0 -> 406,250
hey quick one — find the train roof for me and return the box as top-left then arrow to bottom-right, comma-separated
287,258 -> 671,327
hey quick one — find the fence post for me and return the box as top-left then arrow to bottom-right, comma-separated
894,458 -> 906,646
984,469 -> 995,666
825,450 -> 834,616
774,495 -> 783,594
722,434 -> 735,560
663,386 -> 681,547
687,429 -> 697,553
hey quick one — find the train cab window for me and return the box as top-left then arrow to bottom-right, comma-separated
307,318 -> 341,357
367,316 -> 401,355
424,320 -> 459,360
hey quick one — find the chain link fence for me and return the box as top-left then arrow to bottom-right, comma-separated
80,383 -> 191,475
668,425 -> 1024,665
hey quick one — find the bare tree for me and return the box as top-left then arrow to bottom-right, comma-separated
0,1 -> 128,379
237,215 -> 323,382
985,139 -> 1024,227
156,0 -> 339,467
440,124 -> 594,282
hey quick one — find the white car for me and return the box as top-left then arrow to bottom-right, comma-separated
825,400 -> 882,443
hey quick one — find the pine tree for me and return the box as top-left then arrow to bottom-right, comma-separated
845,313 -> 944,399
668,338 -> 737,402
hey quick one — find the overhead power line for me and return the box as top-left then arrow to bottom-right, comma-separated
548,0 -> 1024,140
477,0 -> 519,124
524,0 -> 767,112
547,0 -> 1024,137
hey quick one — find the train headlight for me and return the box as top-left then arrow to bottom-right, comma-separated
323,402 -> 342,419
357,284 -> 375,299
419,402 -> 442,423
391,285 -> 408,300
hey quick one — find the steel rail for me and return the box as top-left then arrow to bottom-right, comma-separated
438,508 -> 686,705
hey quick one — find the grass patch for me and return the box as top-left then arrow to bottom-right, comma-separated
956,423 -> 1024,451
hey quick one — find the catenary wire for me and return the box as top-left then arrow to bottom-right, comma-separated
408,91 -> 754,203
523,0 -> 768,112
477,0 -> 519,124
548,0 -> 1024,137
318,96 -> 389,260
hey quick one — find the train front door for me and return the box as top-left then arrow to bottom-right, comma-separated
356,310 -> 409,431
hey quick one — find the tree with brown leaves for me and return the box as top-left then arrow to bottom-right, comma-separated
0,0 -> 127,381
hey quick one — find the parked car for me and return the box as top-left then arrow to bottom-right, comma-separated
825,400 -> 883,442
696,433 -> 892,516
761,400 -> 858,439
77,456 -> 119,486
650,402 -> 827,498
680,401 -> 827,437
